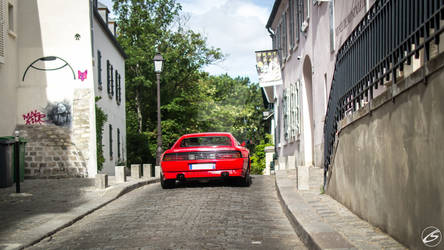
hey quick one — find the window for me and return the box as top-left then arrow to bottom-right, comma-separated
284,81 -> 301,142
283,89 -> 289,140
0,0 -> 5,63
109,124 -> 113,159
180,136 -> 232,147
282,12 -> 287,60
290,81 -> 301,139
116,71 -> 121,105
110,64 -> 114,97
289,0 -> 295,49
275,23 -> 281,64
7,2 -> 12,32
295,0 -> 300,42
97,50 -> 102,90
117,128 -> 120,160
298,0 -> 304,33
106,60 -> 110,94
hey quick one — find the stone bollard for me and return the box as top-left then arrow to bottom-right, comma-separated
279,157 -> 287,170
95,174 -> 108,189
143,164 -> 152,178
264,146 -> 274,175
155,165 -> 161,178
287,155 -> 296,170
297,165 -> 310,190
115,166 -> 126,183
131,164 -> 142,179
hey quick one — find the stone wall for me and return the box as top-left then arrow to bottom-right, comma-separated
72,88 -> 93,175
18,125 -> 87,178
326,53 -> 444,249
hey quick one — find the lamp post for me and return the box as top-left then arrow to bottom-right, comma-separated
154,53 -> 164,166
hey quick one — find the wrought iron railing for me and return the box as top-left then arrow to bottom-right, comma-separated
323,0 -> 444,184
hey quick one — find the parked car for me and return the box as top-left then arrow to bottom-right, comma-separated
160,132 -> 251,189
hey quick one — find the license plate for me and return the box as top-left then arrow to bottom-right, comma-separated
189,163 -> 215,170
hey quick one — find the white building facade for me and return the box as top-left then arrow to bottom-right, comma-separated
0,0 -> 126,178
265,0 -> 375,170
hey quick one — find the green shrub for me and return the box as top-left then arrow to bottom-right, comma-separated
250,134 -> 273,175
95,97 -> 107,171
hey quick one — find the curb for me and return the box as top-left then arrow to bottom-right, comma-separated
19,178 -> 159,250
274,171 -> 355,250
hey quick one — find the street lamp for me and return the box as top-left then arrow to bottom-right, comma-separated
154,53 -> 164,166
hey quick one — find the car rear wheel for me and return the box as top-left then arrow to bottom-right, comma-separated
160,173 -> 175,189
239,164 -> 251,187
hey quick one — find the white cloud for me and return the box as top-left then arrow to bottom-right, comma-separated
177,0 -> 271,82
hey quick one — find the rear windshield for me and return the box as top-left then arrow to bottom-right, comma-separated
180,136 -> 232,147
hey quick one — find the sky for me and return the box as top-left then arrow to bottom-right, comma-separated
102,0 -> 272,83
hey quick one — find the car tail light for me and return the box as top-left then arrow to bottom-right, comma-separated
216,151 -> 241,159
162,153 -> 188,161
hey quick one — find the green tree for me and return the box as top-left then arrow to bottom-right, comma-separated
114,0 -> 223,163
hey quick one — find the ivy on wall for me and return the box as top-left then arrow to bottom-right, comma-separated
95,97 -> 108,171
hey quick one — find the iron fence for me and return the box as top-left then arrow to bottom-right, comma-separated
323,0 -> 444,185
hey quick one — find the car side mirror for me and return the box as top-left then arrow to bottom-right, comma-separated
241,141 -> 246,147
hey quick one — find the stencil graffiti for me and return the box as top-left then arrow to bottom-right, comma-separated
78,70 -> 87,81
23,110 -> 47,125
44,101 -> 72,127
22,56 -> 76,81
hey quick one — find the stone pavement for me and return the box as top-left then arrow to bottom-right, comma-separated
0,176 -> 159,250
28,175 -> 306,250
275,168 -> 406,250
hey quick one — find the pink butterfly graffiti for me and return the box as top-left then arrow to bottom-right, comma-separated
78,70 -> 87,81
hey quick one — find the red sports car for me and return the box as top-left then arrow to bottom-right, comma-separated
160,132 -> 251,189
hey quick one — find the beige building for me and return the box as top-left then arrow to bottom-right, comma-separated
0,0 -> 126,178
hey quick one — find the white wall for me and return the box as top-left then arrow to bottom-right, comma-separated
0,0 -> 18,136
16,0 -> 97,177
93,15 -> 126,175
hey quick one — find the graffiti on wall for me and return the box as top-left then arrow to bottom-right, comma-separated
22,56 -> 76,81
43,101 -> 72,127
78,70 -> 87,81
23,110 -> 47,125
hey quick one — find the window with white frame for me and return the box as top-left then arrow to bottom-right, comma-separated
283,89 -> 288,141
283,81 -> 301,142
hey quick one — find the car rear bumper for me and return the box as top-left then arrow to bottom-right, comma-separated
163,168 -> 244,180
161,158 -> 248,180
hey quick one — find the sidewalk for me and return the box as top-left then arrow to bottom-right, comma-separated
0,176 -> 159,250
275,168 -> 406,250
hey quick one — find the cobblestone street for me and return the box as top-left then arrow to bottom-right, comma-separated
28,175 -> 306,250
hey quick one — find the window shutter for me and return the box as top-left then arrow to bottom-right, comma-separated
118,74 -> 122,104
117,128 -> 120,160
296,80 -> 301,134
97,50 -> 102,89
106,60 -> 110,94
111,65 -> 114,97
282,12 -> 287,60
0,0 -> 6,63
109,124 -> 113,158
289,0 -> 295,48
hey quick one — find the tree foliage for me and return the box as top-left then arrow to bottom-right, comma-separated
114,0 -> 266,165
